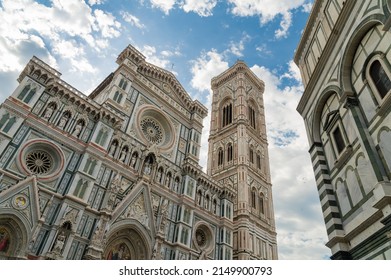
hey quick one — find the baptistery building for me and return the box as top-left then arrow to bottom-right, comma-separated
0,45 -> 277,260
295,0 -> 391,259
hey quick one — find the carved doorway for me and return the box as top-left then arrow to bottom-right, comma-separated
104,227 -> 149,260
0,217 -> 28,260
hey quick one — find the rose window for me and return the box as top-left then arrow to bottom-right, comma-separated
140,118 -> 163,144
17,139 -> 65,182
25,150 -> 53,174
195,229 -> 207,247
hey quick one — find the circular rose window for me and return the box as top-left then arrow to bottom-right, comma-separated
17,139 -> 65,181
25,150 -> 53,174
193,223 -> 214,252
135,105 -> 175,150
195,229 -> 207,247
140,117 -> 163,144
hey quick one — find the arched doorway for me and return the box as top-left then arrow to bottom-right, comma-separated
0,216 -> 29,260
104,227 -> 150,260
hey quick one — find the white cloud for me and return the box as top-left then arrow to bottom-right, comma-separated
281,60 -> 302,83
121,11 -> 146,29
139,45 -> 180,75
227,34 -> 251,57
88,0 -> 105,5
149,0 -> 176,15
275,12 -> 292,39
180,0 -> 218,17
302,2 -> 313,13
190,50 -> 229,92
0,0 -> 122,82
228,0 -> 307,38
93,9 -> 121,38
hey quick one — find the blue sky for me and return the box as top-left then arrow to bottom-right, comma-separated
0,0 -> 330,259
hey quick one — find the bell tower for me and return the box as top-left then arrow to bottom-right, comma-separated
207,61 -> 277,259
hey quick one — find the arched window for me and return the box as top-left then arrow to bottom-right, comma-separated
251,188 -> 256,208
96,128 -> 108,146
113,91 -> 123,103
248,105 -> 256,129
0,113 -> 16,133
17,84 -> 36,103
369,60 -> 391,99
73,179 -> 88,199
222,102 -> 233,127
249,146 -> 254,164
320,93 -> 348,158
256,153 -> 261,169
227,143 -> 233,162
83,157 -> 97,175
218,148 -> 224,166
259,194 -> 265,215
119,78 -> 128,91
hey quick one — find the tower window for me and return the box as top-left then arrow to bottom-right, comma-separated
218,148 -> 224,166
249,147 -> 254,164
227,143 -> 233,162
222,102 -> 233,127
251,188 -> 256,208
256,154 -> 261,169
259,195 -> 265,215
249,106 -> 256,129
332,126 -> 346,155
369,60 -> 391,99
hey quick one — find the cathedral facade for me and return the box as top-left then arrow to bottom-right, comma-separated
295,0 -> 391,259
0,45 -> 277,260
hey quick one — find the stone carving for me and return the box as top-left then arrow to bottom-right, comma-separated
52,231 -> 66,254
158,199 -> 169,234
125,195 -> 149,229
106,173 -> 121,210
43,105 -> 54,121
72,122 -> 83,137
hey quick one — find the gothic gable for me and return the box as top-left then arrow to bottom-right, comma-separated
0,176 -> 41,230
111,182 -> 155,236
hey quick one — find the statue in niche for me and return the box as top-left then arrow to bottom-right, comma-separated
158,199 -> 169,233
52,231 -> 66,254
173,179 -> 179,192
119,148 -> 127,162
156,168 -> 163,183
144,162 -> 151,175
130,153 -> 137,168
107,173 -> 121,210
109,141 -> 118,156
43,104 -> 55,121
72,122 -> 83,137
58,113 -> 69,129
